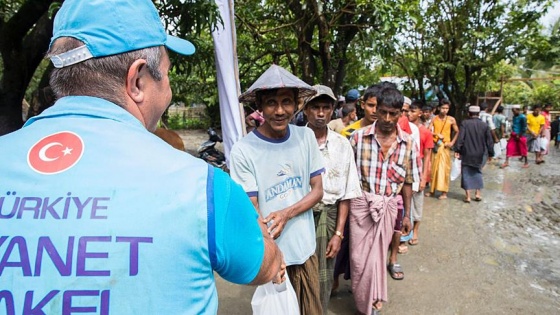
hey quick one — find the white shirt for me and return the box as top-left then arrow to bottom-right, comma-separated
408,122 -> 421,192
229,125 -> 325,266
318,129 -> 362,204
480,111 -> 496,130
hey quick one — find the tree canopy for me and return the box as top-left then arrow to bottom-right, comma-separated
0,0 -> 221,135
234,0 -> 413,96
381,0 -> 554,115
0,0 -> 558,135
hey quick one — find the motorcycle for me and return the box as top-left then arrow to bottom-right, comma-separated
197,128 -> 227,170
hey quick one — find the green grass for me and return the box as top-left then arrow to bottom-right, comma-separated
167,113 -> 210,130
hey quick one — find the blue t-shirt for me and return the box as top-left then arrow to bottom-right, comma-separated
229,125 -> 325,266
512,114 -> 527,135
0,96 -> 264,314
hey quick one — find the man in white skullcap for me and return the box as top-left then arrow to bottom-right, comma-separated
454,105 -> 495,202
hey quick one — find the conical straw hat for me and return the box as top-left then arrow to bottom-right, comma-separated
239,64 -> 316,103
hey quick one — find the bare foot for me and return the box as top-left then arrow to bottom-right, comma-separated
373,300 -> 383,311
331,276 -> 339,295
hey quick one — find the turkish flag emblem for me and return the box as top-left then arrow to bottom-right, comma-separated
27,131 -> 84,174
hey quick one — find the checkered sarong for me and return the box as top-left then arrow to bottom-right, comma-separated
313,202 -> 338,314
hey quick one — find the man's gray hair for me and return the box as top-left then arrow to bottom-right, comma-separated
46,37 -> 163,107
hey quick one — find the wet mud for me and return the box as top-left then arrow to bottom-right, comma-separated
177,129 -> 560,314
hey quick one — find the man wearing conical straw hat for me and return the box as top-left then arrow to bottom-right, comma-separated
230,64 -> 325,314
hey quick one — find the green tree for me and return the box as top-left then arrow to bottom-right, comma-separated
478,15 -> 560,108
0,0 -> 220,136
0,0 -> 56,135
234,0 -> 413,96
384,0 -> 553,116
523,16 -> 560,73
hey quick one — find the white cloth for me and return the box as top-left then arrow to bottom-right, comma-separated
408,122 -> 421,192
480,112 -> 496,130
212,0 -> 244,164
229,125 -> 325,265
319,129 -> 362,205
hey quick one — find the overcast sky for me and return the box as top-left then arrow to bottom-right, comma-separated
541,0 -> 560,28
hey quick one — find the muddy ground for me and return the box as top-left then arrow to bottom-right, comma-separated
176,129 -> 560,314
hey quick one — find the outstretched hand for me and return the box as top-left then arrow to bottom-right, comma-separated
263,210 -> 289,239
272,262 -> 287,284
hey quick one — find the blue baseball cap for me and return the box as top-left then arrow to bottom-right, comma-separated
49,0 -> 195,68
345,89 -> 360,102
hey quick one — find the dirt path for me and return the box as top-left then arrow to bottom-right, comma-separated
177,129 -> 560,314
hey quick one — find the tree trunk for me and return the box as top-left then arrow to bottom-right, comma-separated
0,0 -> 55,135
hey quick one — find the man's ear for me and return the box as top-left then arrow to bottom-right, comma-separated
126,59 -> 148,103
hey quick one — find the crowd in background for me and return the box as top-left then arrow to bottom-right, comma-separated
242,75 -> 557,315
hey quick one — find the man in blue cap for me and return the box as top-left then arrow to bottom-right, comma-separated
0,0 -> 282,314
345,89 -> 361,115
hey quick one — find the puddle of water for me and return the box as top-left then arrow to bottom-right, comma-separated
478,154 -> 560,298
530,283 -> 546,291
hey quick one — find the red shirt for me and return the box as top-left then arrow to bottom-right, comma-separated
418,124 -> 434,159
398,116 -> 412,134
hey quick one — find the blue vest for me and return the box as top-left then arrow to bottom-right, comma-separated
0,97 -> 262,314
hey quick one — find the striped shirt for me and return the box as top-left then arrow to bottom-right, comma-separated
350,122 -> 421,197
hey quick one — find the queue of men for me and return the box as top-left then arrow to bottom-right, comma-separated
231,65 -> 557,315
1,1 -> 556,314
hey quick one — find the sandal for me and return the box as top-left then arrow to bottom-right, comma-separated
463,198 -> 471,203
522,164 -> 529,168
408,238 -> 419,246
387,263 -> 404,280
398,244 -> 408,254
500,163 -> 509,168
437,195 -> 448,200
474,196 -> 482,202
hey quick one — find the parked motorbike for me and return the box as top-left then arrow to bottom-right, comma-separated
198,128 -> 227,170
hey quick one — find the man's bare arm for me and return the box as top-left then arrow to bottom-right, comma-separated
249,218 -> 284,285
326,199 -> 349,258
401,183 -> 413,236
420,148 -> 431,191
448,117 -> 460,147
263,174 -> 324,239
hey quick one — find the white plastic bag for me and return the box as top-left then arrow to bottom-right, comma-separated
450,158 -> 461,181
251,275 -> 300,315
538,137 -> 549,151
493,142 -> 502,159
500,138 -> 507,151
